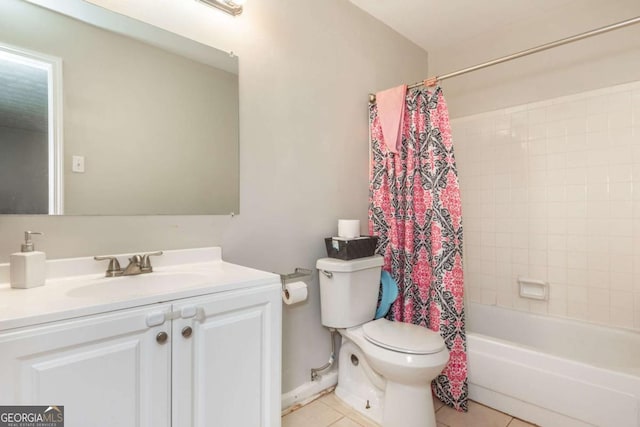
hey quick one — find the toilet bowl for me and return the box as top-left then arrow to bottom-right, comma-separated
338,320 -> 449,427
316,256 -> 450,427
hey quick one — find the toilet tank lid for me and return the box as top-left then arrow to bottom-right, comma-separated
316,255 -> 384,272
362,318 -> 445,355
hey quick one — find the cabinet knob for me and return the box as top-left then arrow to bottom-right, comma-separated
181,326 -> 193,338
156,331 -> 168,344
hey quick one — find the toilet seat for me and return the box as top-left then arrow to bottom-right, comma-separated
362,318 -> 445,355
341,324 -> 450,385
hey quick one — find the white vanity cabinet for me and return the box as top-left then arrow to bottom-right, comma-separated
0,282 -> 281,427
0,304 -> 173,427
172,285 -> 281,427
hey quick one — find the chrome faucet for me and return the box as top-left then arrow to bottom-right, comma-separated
94,251 -> 163,277
123,254 -> 143,276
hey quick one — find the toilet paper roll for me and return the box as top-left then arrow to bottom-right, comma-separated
282,281 -> 308,305
338,219 -> 360,239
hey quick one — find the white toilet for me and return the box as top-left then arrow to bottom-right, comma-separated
316,255 -> 449,427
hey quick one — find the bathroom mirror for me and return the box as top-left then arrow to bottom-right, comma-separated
0,0 -> 239,215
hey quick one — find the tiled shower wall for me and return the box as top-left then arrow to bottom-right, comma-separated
452,80 -> 640,330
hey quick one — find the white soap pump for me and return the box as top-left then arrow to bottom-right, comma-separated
10,231 -> 46,289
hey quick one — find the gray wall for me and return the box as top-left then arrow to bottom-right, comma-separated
0,0 -> 428,394
0,127 -> 48,214
0,0 -> 239,215
429,0 -> 640,118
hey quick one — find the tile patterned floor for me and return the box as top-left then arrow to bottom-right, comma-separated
282,392 -> 537,427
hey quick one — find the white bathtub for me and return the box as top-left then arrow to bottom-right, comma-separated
466,302 -> 640,427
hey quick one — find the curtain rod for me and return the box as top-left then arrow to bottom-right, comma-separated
368,15 -> 640,103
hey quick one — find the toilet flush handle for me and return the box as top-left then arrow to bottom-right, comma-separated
320,270 -> 333,279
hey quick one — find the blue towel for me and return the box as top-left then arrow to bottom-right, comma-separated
375,270 -> 399,319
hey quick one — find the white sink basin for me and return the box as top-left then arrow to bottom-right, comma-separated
66,271 -> 211,298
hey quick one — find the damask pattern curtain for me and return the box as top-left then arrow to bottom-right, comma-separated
368,87 -> 468,411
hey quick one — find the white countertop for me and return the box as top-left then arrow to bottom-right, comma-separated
0,247 -> 279,331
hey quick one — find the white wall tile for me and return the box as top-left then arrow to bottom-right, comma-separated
568,285 -> 588,304
548,299 -> 568,317
529,249 -> 547,266
512,296 -> 531,311
609,164 -> 632,182
453,80 -> 640,330
566,201 -> 587,218
528,124 -> 547,141
586,150 -> 609,167
587,303 -> 610,324
586,183 -> 609,201
587,251 -> 610,272
566,118 -> 587,136
609,127 -> 634,147
587,200 -> 609,218
567,301 -> 588,320
547,136 -> 567,154
610,200 -> 633,218
548,235 -> 567,251
611,290 -> 633,310
608,110 -> 633,130
610,309 -> 634,328
547,169 -> 566,185
610,271 -> 633,292
566,133 -> 587,152
610,236 -> 633,256
467,287 -> 482,303
547,153 -> 566,170
607,91 -> 632,111
587,114 -> 607,132
547,218 -> 567,235
528,108 -> 547,125
512,249 -> 528,265
527,265 -> 547,281
548,250 -> 567,268
528,217 -> 548,235
566,150 -> 587,168
548,266 -> 567,285
566,218 -> 587,235
496,291 -> 513,308
547,121 -> 567,138
586,166 -> 608,184
567,251 -> 587,270
587,270 -> 610,289
609,218 -> 632,236
547,186 -> 566,202
480,289 -> 497,305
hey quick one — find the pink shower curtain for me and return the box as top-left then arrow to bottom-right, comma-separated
368,87 -> 467,411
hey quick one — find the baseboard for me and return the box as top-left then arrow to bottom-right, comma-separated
281,369 -> 338,414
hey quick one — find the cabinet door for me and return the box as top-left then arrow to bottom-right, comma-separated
0,305 -> 172,427
172,284 -> 281,427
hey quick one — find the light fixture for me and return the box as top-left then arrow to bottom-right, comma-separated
197,0 -> 244,16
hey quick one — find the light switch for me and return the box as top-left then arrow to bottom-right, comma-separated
72,155 -> 85,173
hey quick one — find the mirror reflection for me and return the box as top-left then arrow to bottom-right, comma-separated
0,0 -> 239,215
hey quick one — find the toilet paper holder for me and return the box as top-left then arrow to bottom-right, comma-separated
279,268 -> 312,293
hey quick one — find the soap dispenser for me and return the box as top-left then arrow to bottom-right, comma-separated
10,231 -> 46,289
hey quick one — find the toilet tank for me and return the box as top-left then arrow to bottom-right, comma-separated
316,255 -> 384,328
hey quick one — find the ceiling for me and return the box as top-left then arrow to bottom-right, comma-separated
349,0 -> 590,53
